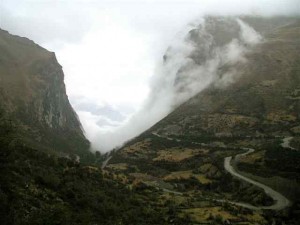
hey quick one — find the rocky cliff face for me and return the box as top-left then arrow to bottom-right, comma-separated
0,29 -> 89,155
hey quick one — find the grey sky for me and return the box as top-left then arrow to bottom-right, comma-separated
1,0 -> 299,151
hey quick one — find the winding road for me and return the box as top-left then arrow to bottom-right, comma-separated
224,149 -> 290,210
152,132 -> 291,210
281,137 -> 297,150
103,132 -> 291,210
101,156 -> 112,169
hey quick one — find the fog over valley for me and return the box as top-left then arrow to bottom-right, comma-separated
2,1 -> 300,224
2,0 -> 299,152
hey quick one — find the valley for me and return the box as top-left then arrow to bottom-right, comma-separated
1,14 -> 300,225
104,16 -> 300,224
106,129 -> 300,223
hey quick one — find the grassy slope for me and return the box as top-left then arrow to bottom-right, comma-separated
109,18 -> 300,224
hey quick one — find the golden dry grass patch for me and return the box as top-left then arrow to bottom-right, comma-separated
115,174 -> 129,184
247,213 -> 266,224
129,173 -> 159,186
82,166 -> 100,173
239,151 -> 265,164
183,206 -> 266,224
163,170 -> 212,184
182,206 -> 236,222
199,163 -> 213,172
266,111 -> 297,122
159,192 -> 188,205
291,126 -> 300,134
153,148 -> 208,162
123,140 -> 151,154
106,163 -> 128,171
207,114 -> 258,129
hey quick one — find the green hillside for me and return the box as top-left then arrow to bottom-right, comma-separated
109,17 -> 300,224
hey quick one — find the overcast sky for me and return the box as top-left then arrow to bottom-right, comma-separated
1,0 -> 299,152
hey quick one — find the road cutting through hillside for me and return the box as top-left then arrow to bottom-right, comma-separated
152,132 -> 290,210
101,156 -> 112,169
224,149 -> 290,210
281,137 -> 297,150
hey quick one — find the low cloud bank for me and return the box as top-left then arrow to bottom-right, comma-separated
90,16 -> 263,152
2,0 -> 298,152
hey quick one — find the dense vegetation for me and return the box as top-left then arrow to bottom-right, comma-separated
112,133 -> 274,206
0,126 -> 189,225
1,16 -> 300,225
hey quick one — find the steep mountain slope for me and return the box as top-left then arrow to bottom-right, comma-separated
1,15 -> 299,225
108,16 -> 300,224
0,29 -> 89,157
0,29 -> 190,225
157,19 -> 300,138
0,138 -> 189,225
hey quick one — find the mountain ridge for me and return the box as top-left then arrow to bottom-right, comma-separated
0,28 -> 185,225
0,28 -> 90,158
1,15 -> 300,225
107,16 -> 300,224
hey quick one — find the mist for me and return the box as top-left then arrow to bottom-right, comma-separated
90,16 -> 264,151
1,0 -> 299,152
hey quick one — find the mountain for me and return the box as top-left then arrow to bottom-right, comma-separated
108,16 -> 300,224
160,16 -> 300,139
0,29 -> 89,158
0,29 -> 189,225
1,15 -> 300,225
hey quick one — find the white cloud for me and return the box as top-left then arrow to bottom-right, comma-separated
237,19 -> 263,45
57,14 -> 152,108
88,17 -> 263,152
1,0 -> 299,152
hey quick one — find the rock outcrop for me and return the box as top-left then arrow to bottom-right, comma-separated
0,29 -> 90,155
